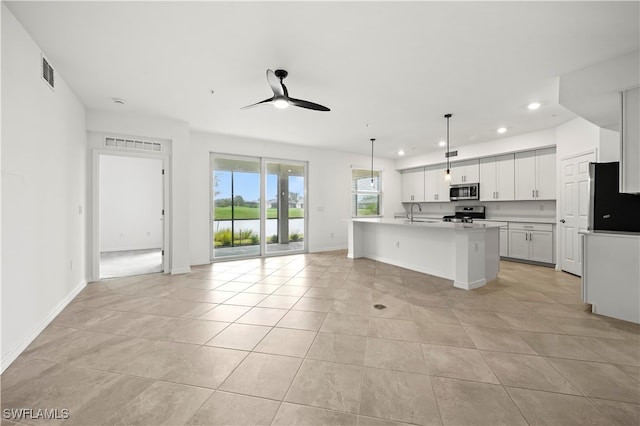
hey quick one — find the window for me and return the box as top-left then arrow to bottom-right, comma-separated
352,168 -> 381,217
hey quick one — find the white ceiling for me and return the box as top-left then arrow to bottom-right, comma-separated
5,1 -> 639,158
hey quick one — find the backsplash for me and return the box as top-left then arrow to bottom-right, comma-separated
400,200 -> 556,220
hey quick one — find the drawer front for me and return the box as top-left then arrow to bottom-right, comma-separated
509,222 -> 552,232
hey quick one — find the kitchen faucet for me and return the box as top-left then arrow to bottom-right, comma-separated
409,202 -> 422,222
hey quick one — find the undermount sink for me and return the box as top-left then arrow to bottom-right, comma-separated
405,219 -> 441,224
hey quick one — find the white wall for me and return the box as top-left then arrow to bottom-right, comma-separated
395,129 -> 556,170
189,131 -> 403,265
600,128 -> 620,163
555,116 -> 600,161
1,5 -> 87,372
86,111 -> 190,274
99,155 -> 163,252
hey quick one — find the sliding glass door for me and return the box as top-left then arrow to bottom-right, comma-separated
212,156 -> 261,258
211,154 -> 307,260
266,161 -> 306,255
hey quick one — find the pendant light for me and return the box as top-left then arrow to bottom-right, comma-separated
444,113 -> 452,181
370,138 -> 376,187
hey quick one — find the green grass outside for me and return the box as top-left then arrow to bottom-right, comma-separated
214,206 -> 304,220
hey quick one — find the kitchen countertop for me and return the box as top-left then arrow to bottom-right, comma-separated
351,217 -> 504,230
395,213 -> 556,224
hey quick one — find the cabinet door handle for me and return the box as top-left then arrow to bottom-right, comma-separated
496,191 -> 499,199
532,190 -> 535,198
536,189 -> 539,198
525,233 -> 528,241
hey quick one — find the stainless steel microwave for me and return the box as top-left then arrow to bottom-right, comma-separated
449,183 -> 479,201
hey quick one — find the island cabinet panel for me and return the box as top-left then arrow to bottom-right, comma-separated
425,164 -> 449,202
480,154 -> 514,201
450,159 -> 480,184
401,168 -> 425,202
515,148 -> 556,200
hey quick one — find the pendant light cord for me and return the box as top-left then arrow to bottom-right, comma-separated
370,138 -> 375,186
444,114 -> 452,175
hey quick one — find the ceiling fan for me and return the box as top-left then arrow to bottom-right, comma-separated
242,69 -> 330,112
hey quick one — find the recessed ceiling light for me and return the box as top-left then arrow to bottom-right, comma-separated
497,127 -> 507,134
438,141 -> 446,147
112,97 -> 125,105
398,150 -> 405,156
527,102 -> 541,110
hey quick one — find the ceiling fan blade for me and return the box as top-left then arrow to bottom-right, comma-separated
288,97 -> 330,112
266,69 -> 284,97
241,97 -> 274,109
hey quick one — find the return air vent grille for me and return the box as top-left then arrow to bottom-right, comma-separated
41,55 -> 55,89
104,137 -> 162,152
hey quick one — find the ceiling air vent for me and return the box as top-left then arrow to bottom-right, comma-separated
104,137 -> 162,152
41,55 -> 55,89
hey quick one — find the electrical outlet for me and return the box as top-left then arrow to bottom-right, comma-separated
395,241 -> 400,248
147,231 -> 151,236
70,259 -> 73,270
330,232 -> 334,238
540,204 -> 544,211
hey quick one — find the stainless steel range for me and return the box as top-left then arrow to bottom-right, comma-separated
443,205 -> 485,223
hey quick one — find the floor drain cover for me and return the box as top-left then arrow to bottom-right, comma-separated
373,304 -> 387,310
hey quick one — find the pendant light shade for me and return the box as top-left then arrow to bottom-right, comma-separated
444,114 -> 452,181
370,138 -> 376,187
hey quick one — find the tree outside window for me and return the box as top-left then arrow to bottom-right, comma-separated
352,168 -> 381,217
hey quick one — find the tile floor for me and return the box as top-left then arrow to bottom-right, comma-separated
2,251 -> 639,425
100,249 -> 163,279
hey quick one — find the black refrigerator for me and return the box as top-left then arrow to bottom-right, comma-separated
589,162 -> 640,233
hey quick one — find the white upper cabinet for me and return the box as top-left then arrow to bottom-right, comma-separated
621,88 -> 640,194
480,154 -> 515,201
425,164 -> 449,202
515,148 -> 556,200
450,159 -> 479,184
401,168 -> 425,202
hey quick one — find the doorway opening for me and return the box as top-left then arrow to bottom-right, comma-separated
211,154 -> 307,260
99,155 -> 165,278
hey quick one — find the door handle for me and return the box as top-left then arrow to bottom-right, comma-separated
560,219 -> 566,223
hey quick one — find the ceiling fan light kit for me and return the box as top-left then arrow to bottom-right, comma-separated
242,69 -> 330,112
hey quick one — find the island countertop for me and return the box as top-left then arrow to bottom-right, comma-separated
348,218 -> 501,290
350,217 -> 506,230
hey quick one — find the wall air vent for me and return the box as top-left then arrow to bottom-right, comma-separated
41,55 -> 55,89
104,137 -> 162,152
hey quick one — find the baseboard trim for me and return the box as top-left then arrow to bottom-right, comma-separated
171,266 -> 191,275
309,245 -> 347,253
0,280 -> 87,374
190,259 -> 211,266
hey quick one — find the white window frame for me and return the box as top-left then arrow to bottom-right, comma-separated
351,167 -> 382,217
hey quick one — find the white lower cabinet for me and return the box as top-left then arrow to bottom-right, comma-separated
499,228 -> 508,257
508,223 -> 553,264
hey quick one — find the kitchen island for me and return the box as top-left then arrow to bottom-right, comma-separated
347,218 -> 503,290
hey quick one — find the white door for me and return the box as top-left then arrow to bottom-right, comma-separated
560,151 -> 596,276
